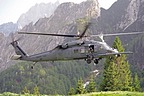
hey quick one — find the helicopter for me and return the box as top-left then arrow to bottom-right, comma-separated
10,23 -> 143,67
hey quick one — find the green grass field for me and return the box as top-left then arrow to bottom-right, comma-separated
0,91 -> 144,96
75,91 -> 144,96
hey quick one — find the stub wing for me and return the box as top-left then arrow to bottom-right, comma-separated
97,51 -> 133,57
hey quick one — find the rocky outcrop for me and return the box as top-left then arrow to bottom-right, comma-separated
125,0 -> 144,31
17,1 -> 60,28
0,22 -> 18,36
98,0 -> 140,31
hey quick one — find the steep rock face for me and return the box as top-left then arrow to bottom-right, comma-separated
17,1 -> 60,28
0,22 -> 18,36
125,0 -> 144,31
0,0 -> 100,70
116,0 -> 140,30
99,0 -> 139,31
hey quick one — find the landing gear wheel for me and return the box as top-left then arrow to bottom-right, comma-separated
31,66 -> 34,69
94,59 -> 99,64
86,59 -> 92,64
116,54 -> 121,57
86,55 -> 93,64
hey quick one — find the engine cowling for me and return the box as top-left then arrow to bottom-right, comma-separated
61,40 -> 84,49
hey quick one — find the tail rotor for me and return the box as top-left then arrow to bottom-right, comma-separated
9,33 -> 27,57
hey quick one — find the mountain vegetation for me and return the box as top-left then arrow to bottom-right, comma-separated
0,61 -> 92,95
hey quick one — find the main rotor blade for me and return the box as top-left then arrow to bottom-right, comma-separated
18,31 -> 79,37
91,32 -> 144,37
79,22 -> 91,39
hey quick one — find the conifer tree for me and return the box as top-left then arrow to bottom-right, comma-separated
33,86 -> 40,96
75,78 -> 85,94
133,73 -> 141,91
86,77 -> 96,93
68,87 -> 75,95
100,36 -> 133,91
100,59 -> 118,91
22,86 -> 30,94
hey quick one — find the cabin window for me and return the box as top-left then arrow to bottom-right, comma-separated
74,49 -> 79,53
84,46 -> 89,53
80,48 -> 85,53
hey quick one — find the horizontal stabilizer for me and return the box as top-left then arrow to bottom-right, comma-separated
98,51 -> 133,57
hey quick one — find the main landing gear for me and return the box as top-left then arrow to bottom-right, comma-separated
85,55 -> 101,64
94,59 -> 99,64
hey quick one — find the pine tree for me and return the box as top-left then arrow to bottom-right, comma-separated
86,77 -> 96,93
33,86 -> 40,96
133,73 -> 141,91
75,78 -> 85,94
22,86 -> 30,94
100,59 -> 118,91
68,87 -> 75,95
100,36 -> 133,91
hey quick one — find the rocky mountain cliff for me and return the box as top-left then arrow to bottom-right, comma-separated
17,1 -> 60,28
97,0 -> 140,32
0,22 -> 18,36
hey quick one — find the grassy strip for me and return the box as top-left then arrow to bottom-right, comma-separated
75,91 -> 144,96
0,91 -> 144,96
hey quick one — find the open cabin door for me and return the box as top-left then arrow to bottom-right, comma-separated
80,45 -> 94,53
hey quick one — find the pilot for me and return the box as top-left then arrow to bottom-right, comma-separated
89,46 -> 94,53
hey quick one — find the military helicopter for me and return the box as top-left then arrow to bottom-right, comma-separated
10,23 -> 143,67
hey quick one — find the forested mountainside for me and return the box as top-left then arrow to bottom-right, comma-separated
0,0 -> 144,94
0,61 -> 92,94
